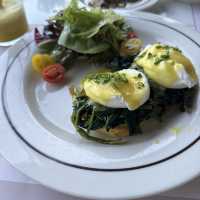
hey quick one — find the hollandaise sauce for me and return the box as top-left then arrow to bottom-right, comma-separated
135,43 -> 198,88
115,74 -> 145,110
83,70 -> 150,111
0,0 -> 28,42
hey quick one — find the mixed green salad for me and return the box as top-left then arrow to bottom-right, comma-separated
32,0 -> 198,144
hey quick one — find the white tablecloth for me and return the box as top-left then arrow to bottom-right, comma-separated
1,0 -> 200,199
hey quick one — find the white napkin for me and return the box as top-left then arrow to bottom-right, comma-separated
0,157 -> 34,184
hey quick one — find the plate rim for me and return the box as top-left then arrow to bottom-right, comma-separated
1,11 -> 200,199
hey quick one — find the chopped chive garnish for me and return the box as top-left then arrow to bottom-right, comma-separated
147,52 -> 153,59
138,73 -> 142,78
85,72 -> 128,85
138,51 -> 147,58
137,82 -> 145,89
155,44 -> 182,53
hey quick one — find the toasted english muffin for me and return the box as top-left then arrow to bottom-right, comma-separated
98,124 -> 129,137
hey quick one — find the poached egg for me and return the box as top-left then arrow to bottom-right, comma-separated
135,43 -> 198,89
83,69 -> 150,110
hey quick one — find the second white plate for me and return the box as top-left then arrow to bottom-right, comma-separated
81,0 -> 159,11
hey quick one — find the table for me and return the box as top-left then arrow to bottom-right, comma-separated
1,0 -> 200,199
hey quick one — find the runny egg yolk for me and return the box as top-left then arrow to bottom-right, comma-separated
83,69 -> 150,110
135,43 -> 198,88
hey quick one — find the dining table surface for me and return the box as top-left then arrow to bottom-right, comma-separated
1,0 -> 200,199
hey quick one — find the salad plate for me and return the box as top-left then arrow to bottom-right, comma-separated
0,8 -> 200,199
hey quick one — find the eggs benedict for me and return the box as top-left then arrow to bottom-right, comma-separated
71,43 -> 197,144
135,43 -> 198,89
83,69 -> 150,110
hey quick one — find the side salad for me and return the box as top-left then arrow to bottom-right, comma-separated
32,0 -> 141,83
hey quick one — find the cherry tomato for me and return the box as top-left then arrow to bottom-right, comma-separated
32,54 -> 55,73
127,31 -> 137,39
42,64 -> 65,84
120,38 -> 143,56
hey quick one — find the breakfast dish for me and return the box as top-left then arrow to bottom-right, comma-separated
31,0 -> 198,144
1,8 -> 200,199
71,45 -> 197,143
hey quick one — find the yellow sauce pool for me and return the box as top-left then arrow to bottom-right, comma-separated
0,0 -> 28,42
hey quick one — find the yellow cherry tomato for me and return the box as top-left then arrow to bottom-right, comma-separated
32,54 -> 55,73
120,38 -> 143,57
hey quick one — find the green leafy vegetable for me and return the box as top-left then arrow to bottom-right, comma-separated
71,89 -> 126,144
71,81 -> 196,144
37,39 -> 57,53
57,0 -> 128,54
58,26 -> 110,54
84,72 -> 128,84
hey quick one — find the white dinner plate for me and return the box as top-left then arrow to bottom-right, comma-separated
0,12 -> 200,199
81,0 -> 159,11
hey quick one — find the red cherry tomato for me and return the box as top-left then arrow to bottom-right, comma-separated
127,31 -> 137,39
42,64 -> 65,84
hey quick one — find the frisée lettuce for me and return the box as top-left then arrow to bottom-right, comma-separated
57,0 -> 129,54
